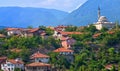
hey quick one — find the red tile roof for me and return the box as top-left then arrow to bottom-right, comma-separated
26,62 -> 51,67
29,28 -> 40,33
108,31 -> 115,34
93,33 -> 101,38
54,25 -> 67,30
53,47 -> 74,52
0,57 -> 7,60
31,52 -> 49,59
0,57 -> 7,64
60,37 -> 69,41
6,28 -> 40,33
8,59 -> 24,64
59,31 -> 82,35
40,32 -> 46,36
105,64 -> 113,70
6,28 -> 21,31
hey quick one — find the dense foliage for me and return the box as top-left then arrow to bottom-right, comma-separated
0,25 -> 120,71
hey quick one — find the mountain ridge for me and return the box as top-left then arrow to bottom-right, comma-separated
62,0 -> 120,26
0,7 -> 68,27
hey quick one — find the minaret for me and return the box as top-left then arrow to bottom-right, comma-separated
98,6 -> 101,20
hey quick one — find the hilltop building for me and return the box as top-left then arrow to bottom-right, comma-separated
94,7 -> 115,30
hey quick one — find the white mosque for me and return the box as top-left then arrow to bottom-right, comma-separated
94,7 -> 115,30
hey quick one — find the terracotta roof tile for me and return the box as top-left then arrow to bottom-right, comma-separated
6,28 -> 21,31
29,28 -> 40,33
93,33 -> 101,38
105,64 -> 113,70
53,47 -> 74,52
108,31 -> 115,34
40,32 -> 46,36
26,62 -> 51,67
6,28 -> 40,33
8,59 -> 24,64
0,57 -> 7,63
60,37 -> 69,41
0,57 -> 7,60
59,31 -> 82,35
31,52 -> 49,59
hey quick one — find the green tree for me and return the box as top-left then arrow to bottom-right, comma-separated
100,27 -> 108,32
14,68 -> 21,71
45,28 -> 54,35
27,26 -> 33,29
65,25 -> 77,32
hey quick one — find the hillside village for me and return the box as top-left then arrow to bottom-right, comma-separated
0,9 -> 120,71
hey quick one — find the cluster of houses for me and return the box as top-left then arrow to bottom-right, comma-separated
3,25 -> 82,49
0,52 -> 51,71
0,7 -> 116,70
53,25 -> 82,49
0,25 -> 83,71
0,47 -> 74,71
5,28 -> 47,38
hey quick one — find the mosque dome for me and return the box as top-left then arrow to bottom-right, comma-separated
98,16 -> 108,22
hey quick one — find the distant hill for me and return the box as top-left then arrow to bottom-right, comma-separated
62,0 -> 120,26
0,26 -> 6,29
0,7 -> 68,27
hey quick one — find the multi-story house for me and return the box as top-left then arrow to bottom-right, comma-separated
53,47 -> 74,62
53,31 -> 82,39
1,58 -> 24,71
53,47 -> 74,55
25,62 -> 51,71
6,28 -> 46,37
0,57 -> 7,69
6,28 -> 22,36
26,52 -> 51,71
60,36 -> 76,49
30,52 -> 50,63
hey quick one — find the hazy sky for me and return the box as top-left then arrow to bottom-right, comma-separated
0,0 -> 87,12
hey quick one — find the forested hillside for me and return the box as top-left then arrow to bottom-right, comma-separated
0,25 -> 120,71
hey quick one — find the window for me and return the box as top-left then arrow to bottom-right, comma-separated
7,64 -> 10,66
8,68 -> 10,71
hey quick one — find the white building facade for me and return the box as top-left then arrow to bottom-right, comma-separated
94,16 -> 115,30
94,7 -> 115,30
30,52 -> 50,63
1,59 -> 24,71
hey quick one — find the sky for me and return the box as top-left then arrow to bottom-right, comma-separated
0,0 -> 87,12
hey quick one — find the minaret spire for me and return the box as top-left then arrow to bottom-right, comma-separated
98,6 -> 101,20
